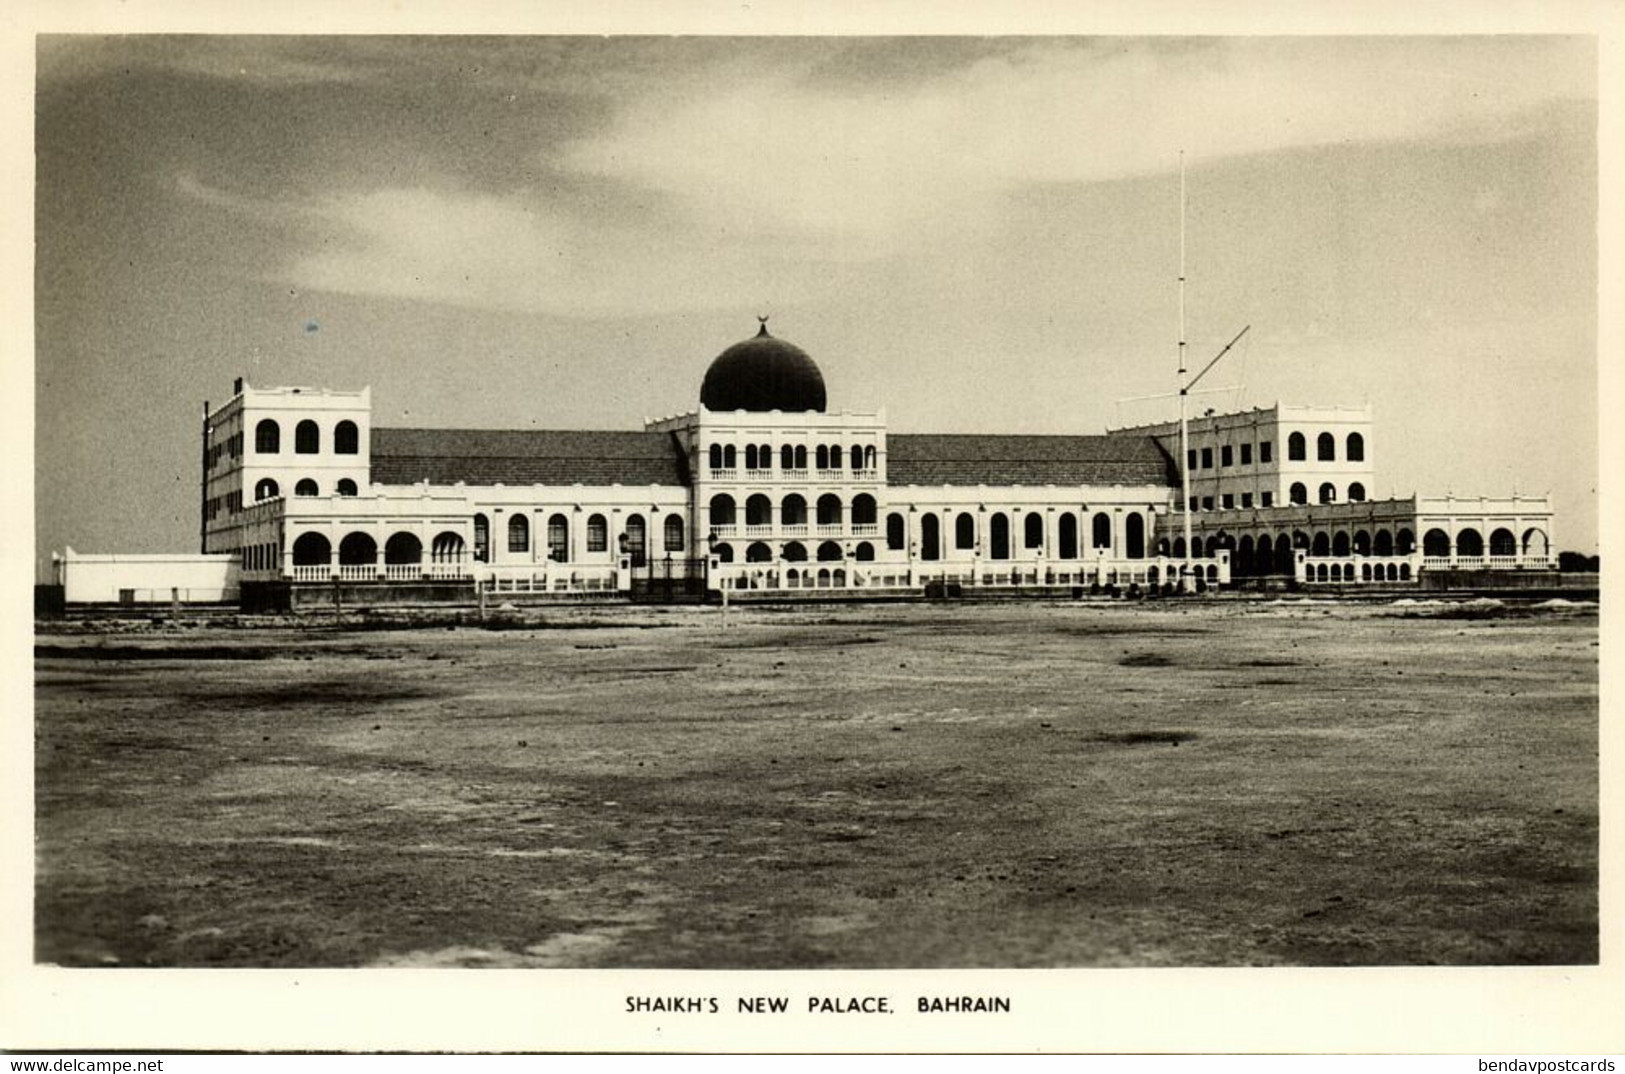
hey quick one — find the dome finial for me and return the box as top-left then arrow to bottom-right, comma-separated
756,314 -> 771,337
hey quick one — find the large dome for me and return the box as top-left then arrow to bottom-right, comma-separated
700,321 -> 827,413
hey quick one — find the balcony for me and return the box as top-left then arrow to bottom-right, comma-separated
815,523 -> 843,537
744,524 -> 774,538
852,469 -> 878,481
780,524 -> 808,538
711,522 -> 739,538
744,469 -> 773,482
851,523 -> 879,537
815,470 -> 842,481
709,468 -> 737,481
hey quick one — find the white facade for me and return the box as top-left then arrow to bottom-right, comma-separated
66,329 -> 1557,606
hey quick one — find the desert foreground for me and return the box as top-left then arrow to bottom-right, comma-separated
34,598 -> 1598,967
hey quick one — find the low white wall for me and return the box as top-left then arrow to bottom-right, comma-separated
60,551 -> 241,604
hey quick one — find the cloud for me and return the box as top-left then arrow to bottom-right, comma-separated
564,37 -> 1592,239
176,37 -> 1594,318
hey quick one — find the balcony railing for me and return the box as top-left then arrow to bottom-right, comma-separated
815,523 -> 843,537
815,470 -> 842,481
852,469 -> 878,481
780,524 -> 808,537
292,565 -> 329,582
744,524 -> 774,538
851,523 -> 879,537
338,564 -> 375,582
709,468 -> 736,481
711,523 -> 738,537
744,469 -> 772,482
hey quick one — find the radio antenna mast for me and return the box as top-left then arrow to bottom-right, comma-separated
1178,152 -> 1191,591
1176,152 -> 1249,593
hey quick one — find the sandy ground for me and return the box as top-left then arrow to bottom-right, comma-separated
33,598 -> 1598,968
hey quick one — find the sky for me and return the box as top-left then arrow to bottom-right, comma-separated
33,34 -> 1600,571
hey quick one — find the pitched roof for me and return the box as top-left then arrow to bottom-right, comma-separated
886,434 -> 1177,488
370,428 -> 689,487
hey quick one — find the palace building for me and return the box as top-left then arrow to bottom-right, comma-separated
55,321 -> 1557,606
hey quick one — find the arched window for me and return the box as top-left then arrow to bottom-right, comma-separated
817,494 -> 842,526
1317,432 -> 1335,461
794,445 -> 808,469
1254,534 -> 1273,574
759,443 -> 771,468
664,515 -> 685,553
1423,529 -> 1451,557
1058,514 -> 1078,559
816,445 -> 830,470
1396,529 -> 1416,555
990,514 -> 1011,560
336,478 -> 357,496
863,446 -> 877,469
291,532 -> 330,566
921,515 -> 940,561
547,514 -> 569,562
1289,482 -> 1308,505
713,542 -> 734,563
1346,432 -> 1364,462
1455,528 -> 1484,557
625,515 -> 647,566
781,494 -> 807,526
295,420 -> 320,454
255,419 -> 280,454
1347,482 -> 1366,503
1374,529 -> 1394,556
954,512 -> 976,550
709,444 -> 723,470
1125,513 -> 1145,559
334,420 -> 359,455
1319,482 -> 1337,504
855,542 -> 875,561
431,532 -> 465,563
780,445 -> 795,470
886,513 -> 905,551
1024,512 -> 1044,550
1521,528 -> 1549,557
1092,512 -> 1112,549
339,531 -> 376,566
1353,530 -> 1371,556
817,541 -> 844,562
782,541 -> 808,562
1312,531 -> 1330,556
587,514 -> 608,553
385,532 -> 422,566
254,478 -> 279,501
1489,528 -> 1516,557
851,494 -> 876,526
709,494 -> 736,527
1288,432 -> 1306,461
1237,535 -> 1255,576
746,541 -> 773,563
746,494 -> 772,526
744,444 -> 758,470
473,514 -> 489,562
1332,531 -> 1350,557
849,444 -> 862,470
295,478 -> 319,497
722,445 -> 736,469
830,445 -> 844,469
508,514 -> 529,553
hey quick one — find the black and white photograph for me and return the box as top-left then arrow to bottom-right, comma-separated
12,8 -> 1620,1056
